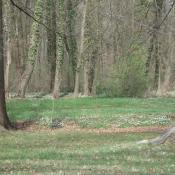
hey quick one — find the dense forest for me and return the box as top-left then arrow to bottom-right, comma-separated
1,0 -> 175,98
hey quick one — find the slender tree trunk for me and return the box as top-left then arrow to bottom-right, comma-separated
74,0 -> 88,97
84,57 -> 90,96
53,0 -> 65,99
46,0 -> 57,91
5,39 -> 11,97
17,0 -> 44,98
146,0 -> 163,93
89,50 -> 98,94
157,1 -> 174,95
65,0 -> 77,87
4,1 -> 13,97
0,0 -> 12,129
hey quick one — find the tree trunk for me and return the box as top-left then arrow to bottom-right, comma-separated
146,0 -> 163,93
46,0 -> 57,91
74,0 -> 88,97
4,0 -> 14,97
65,0 -> 77,87
88,50 -> 97,94
5,39 -> 11,97
17,0 -> 44,98
84,58 -> 90,96
157,1 -> 174,95
0,0 -> 12,129
53,0 -> 65,99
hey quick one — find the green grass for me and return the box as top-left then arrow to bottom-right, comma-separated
0,131 -> 174,175
2,98 -> 175,174
7,97 -> 175,128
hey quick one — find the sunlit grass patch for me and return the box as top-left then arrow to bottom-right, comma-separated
7,97 -> 175,128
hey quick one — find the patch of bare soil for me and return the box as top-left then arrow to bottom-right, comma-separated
15,121 -> 169,134
60,124 -> 168,134
15,121 -> 35,129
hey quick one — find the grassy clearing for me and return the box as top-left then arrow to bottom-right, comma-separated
0,131 -> 174,175
2,98 -> 175,174
7,97 -> 175,128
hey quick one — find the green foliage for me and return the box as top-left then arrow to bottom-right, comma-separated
28,0 -> 44,64
97,45 -> 148,97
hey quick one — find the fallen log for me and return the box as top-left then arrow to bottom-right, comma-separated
137,127 -> 175,145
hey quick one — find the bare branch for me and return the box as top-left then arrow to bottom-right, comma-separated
158,0 -> 175,28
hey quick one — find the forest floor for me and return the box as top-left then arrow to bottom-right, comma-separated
0,97 -> 175,174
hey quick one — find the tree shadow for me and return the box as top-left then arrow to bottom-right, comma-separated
13,120 -> 35,130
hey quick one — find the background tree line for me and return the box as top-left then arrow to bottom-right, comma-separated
2,0 -> 175,98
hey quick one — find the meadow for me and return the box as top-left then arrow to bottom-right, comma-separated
0,97 -> 174,175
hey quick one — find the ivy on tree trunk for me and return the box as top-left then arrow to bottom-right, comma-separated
17,0 -> 44,98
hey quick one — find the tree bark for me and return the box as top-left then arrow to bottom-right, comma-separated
65,0 -> 77,86
5,39 -> 11,97
84,57 -> 90,96
46,0 -> 57,91
74,0 -> 88,97
146,0 -> 163,93
0,0 -> 12,129
157,0 -> 174,95
53,0 -> 65,99
4,1 -> 13,97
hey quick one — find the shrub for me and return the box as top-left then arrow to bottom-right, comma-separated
97,45 -> 148,97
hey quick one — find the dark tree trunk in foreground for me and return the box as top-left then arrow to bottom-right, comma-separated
0,0 -> 12,129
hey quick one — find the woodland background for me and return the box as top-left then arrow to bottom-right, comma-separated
2,0 -> 175,98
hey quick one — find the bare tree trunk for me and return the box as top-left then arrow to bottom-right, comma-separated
84,57 -> 90,96
5,39 -> 11,97
3,1 -> 13,97
89,50 -> 98,94
146,0 -> 163,94
0,0 -> 12,129
74,0 -> 88,97
157,0 -> 174,96
65,0 -> 77,87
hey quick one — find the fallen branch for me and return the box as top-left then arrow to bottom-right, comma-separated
137,127 -> 175,145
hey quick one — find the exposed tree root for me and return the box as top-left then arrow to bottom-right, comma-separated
137,127 -> 175,145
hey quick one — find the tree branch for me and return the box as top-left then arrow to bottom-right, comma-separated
158,0 -> 175,28
9,0 -> 62,36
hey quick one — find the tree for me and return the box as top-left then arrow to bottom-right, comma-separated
53,0 -> 65,98
65,0 -> 77,88
46,0 -> 57,91
0,0 -> 12,129
145,0 -> 163,93
3,1 -> 14,97
74,0 -> 88,97
17,0 -> 44,98
83,0 -> 99,96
